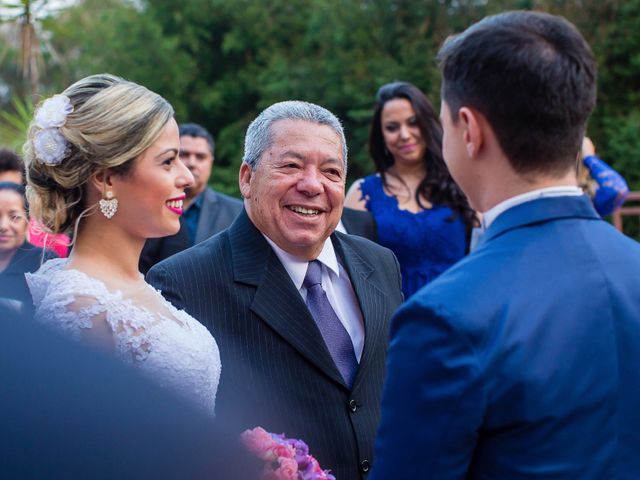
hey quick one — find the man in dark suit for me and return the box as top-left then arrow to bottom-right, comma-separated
140,123 -> 243,274
148,101 -> 403,479
372,11 -> 640,480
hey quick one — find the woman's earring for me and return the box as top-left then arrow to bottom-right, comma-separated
99,191 -> 118,219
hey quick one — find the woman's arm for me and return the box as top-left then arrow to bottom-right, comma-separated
582,137 -> 629,217
344,179 -> 367,211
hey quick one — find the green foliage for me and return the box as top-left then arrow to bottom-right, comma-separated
0,95 -> 34,152
603,112 -> 640,189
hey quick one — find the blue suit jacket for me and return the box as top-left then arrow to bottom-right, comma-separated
371,195 -> 640,479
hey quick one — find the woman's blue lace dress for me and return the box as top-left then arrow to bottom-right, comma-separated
360,175 -> 467,298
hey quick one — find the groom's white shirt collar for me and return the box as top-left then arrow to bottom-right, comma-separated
470,186 -> 583,252
481,185 -> 583,230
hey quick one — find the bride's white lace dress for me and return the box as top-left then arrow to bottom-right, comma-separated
26,258 -> 221,415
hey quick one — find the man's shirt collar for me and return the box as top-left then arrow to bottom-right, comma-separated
262,235 -> 340,290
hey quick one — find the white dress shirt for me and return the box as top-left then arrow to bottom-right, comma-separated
470,186 -> 584,251
263,235 -> 365,361
334,220 -> 347,234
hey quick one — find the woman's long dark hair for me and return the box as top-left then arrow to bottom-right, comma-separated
369,81 -> 476,230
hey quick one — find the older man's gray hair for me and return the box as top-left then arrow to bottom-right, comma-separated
243,100 -> 348,172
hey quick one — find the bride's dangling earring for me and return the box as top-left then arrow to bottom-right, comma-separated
99,191 -> 118,219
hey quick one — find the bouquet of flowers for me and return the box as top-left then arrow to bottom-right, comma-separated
241,427 -> 336,480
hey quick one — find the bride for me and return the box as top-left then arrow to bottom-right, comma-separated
24,74 -> 220,415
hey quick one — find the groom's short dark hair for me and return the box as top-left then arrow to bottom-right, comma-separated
438,11 -> 597,176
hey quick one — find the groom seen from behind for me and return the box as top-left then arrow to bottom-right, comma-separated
372,11 -> 640,480
147,101 -> 403,480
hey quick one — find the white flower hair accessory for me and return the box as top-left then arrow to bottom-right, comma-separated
33,94 -> 73,166
35,94 -> 73,129
33,128 -> 68,166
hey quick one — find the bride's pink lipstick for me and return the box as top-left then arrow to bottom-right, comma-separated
165,194 -> 186,215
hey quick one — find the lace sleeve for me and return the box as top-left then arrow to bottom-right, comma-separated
27,261 -> 151,363
61,295 -> 116,352
33,288 -> 109,342
38,291 -> 153,363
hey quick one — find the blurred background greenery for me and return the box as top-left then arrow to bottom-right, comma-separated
1,0 -> 639,225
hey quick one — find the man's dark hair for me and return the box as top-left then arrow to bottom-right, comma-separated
179,123 -> 215,155
438,11 -> 597,175
0,149 -> 23,175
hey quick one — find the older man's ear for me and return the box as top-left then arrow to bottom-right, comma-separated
239,163 -> 252,199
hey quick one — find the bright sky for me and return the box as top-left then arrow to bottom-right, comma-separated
0,0 -> 78,20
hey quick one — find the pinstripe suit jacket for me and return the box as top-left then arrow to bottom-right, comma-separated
147,210 -> 403,480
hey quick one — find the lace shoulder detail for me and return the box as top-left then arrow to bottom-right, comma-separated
25,257 -> 66,306
26,258 -> 108,340
26,258 -> 151,361
26,258 -> 221,415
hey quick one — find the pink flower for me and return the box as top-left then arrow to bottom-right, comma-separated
243,427 -> 335,480
271,442 -> 296,460
263,468 -> 281,480
242,427 -> 278,460
274,457 -> 298,480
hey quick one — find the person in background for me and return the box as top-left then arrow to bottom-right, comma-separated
0,148 -> 70,257
139,123 -> 243,274
0,182 -> 56,315
0,148 -> 24,184
579,136 -> 629,216
345,81 -> 476,298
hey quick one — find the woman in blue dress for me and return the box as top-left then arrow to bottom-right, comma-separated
345,82 -> 476,298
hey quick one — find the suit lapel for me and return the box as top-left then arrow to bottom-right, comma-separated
230,212 -> 346,387
332,234 -> 388,391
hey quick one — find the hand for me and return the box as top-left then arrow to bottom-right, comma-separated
582,136 -> 596,158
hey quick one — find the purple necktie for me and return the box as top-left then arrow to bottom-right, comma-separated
304,260 -> 358,387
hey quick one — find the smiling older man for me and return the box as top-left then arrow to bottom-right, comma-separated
147,101 -> 403,480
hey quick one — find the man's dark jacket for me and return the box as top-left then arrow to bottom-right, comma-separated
147,210 -> 403,479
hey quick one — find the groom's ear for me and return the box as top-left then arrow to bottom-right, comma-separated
458,106 -> 484,159
239,162 -> 252,199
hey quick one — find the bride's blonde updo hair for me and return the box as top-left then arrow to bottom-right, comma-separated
23,73 -> 174,235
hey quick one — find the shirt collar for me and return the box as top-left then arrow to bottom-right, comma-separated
188,190 -> 205,211
263,235 -> 340,290
481,185 -> 583,230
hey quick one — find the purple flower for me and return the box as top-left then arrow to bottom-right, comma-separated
288,438 -> 310,456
